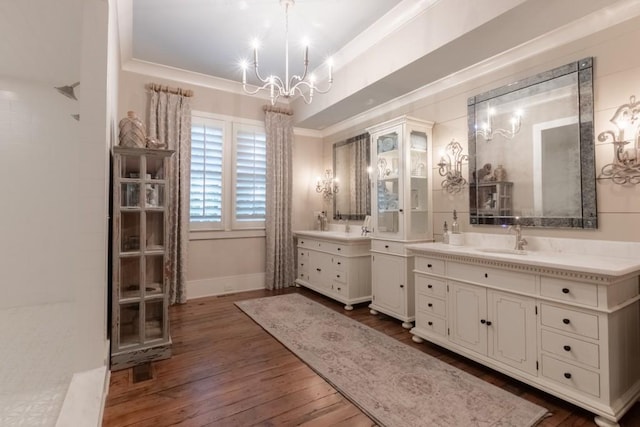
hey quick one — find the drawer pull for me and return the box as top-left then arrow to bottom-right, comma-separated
486,320 -> 492,326
428,321 -> 433,326
480,319 -> 486,324
337,287 -> 341,291
400,284 -> 404,288
427,263 -> 432,268
385,245 -> 389,249
562,318 -> 571,325
427,303 -> 433,307
484,273 -> 488,278
337,262 -> 341,265
301,263 -> 304,267
316,268 -> 322,272
427,284 -> 433,289
337,247 -> 341,251
564,372 -> 572,379
301,241 -> 304,244
336,275 -> 340,278
562,288 -> 570,294
563,345 -> 571,352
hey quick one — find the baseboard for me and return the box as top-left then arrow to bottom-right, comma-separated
55,365 -> 109,427
187,272 -> 265,300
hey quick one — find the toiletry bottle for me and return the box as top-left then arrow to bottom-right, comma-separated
443,221 -> 449,244
451,209 -> 460,234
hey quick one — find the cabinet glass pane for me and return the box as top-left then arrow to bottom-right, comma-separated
145,255 -> 163,295
119,303 -> 140,346
410,131 -> 429,235
121,257 -> 141,298
121,212 -> 141,252
376,132 -> 400,234
146,211 -> 164,250
146,156 -> 165,180
145,300 -> 164,340
145,183 -> 164,208
121,183 -> 140,207
121,155 -> 141,179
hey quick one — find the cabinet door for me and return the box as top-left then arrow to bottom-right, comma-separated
372,253 -> 406,315
487,290 -> 538,375
308,251 -> 333,290
449,281 -> 487,355
373,130 -> 403,239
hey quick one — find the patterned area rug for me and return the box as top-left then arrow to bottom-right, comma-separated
236,293 -> 549,427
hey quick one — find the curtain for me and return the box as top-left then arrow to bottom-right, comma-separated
264,107 -> 294,290
349,133 -> 370,217
148,86 -> 192,304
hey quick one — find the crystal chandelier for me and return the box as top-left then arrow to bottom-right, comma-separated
241,0 -> 333,105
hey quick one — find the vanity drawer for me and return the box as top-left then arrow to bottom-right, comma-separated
416,275 -> 447,298
333,256 -> 346,271
541,329 -> 599,369
333,281 -> 347,296
540,277 -> 598,307
371,240 -> 406,255
448,262 -> 536,294
541,354 -> 600,397
416,294 -> 446,317
415,313 -> 447,337
333,270 -> 348,283
540,304 -> 599,340
415,257 -> 445,276
297,238 -> 316,249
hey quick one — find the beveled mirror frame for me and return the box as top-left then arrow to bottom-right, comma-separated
467,57 -> 597,228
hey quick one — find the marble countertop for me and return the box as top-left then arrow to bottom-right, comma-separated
406,241 -> 640,277
293,230 -> 370,242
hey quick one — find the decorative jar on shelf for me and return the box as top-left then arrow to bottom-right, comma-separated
118,111 -> 146,148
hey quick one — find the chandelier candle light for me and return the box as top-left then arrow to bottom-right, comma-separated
316,169 -> 338,199
475,105 -> 523,141
241,0 -> 333,105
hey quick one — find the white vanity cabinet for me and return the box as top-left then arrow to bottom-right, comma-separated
408,242 -> 640,427
294,232 -> 371,310
367,116 -> 434,327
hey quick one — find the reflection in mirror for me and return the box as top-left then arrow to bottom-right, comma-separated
333,133 -> 371,220
468,58 -> 597,228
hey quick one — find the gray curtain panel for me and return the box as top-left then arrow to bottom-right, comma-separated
264,108 -> 294,290
148,89 -> 191,304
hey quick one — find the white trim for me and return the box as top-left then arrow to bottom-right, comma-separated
189,229 -> 266,240
55,366 -> 109,427
187,273 -> 266,300
293,127 -> 323,138
192,110 -> 264,128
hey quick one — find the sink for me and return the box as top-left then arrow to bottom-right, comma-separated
476,247 -> 528,256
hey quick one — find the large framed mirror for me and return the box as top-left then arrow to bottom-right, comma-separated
468,57 -> 597,228
333,133 -> 371,220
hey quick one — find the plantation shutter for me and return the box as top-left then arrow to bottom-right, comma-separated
190,120 -> 223,224
234,125 -> 266,224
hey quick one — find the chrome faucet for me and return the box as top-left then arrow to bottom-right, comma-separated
508,224 -> 528,251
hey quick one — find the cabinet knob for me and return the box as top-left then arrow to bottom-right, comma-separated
427,263 -> 432,268
400,284 -> 404,288
427,284 -> 433,289
486,320 -> 492,326
337,287 -> 341,291
337,247 -> 341,251
562,318 -> 571,325
427,303 -> 433,307
562,288 -> 570,294
301,263 -> 304,267
385,245 -> 389,249
480,319 -> 486,324
301,241 -> 304,244
336,275 -> 340,278
337,262 -> 341,265
563,345 -> 571,352
484,273 -> 488,278
564,372 -> 572,379
428,321 -> 433,326
316,268 -> 322,272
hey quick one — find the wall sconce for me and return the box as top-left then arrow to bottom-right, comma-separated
316,169 -> 339,199
475,105 -> 523,141
437,139 -> 469,193
598,95 -> 640,185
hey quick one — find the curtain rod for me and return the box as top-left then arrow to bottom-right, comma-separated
146,83 -> 194,98
263,105 -> 293,116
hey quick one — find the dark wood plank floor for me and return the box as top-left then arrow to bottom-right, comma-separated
103,287 -> 640,427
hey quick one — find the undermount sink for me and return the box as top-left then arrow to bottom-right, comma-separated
476,247 -> 528,256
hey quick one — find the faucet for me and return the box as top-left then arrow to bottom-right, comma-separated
508,224 -> 528,251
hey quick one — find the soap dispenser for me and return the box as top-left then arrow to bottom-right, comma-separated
451,210 -> 460,234
443,221 -> 449,244
449,209 -> 464,246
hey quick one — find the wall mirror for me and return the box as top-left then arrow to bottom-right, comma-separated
467,57 -> 597,228
333,133 -> 371,220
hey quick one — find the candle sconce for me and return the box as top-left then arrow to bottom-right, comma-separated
316,169 -> 339,199
475,105 -> 522,142
598,95 -> 640,185
437,139 -> 469,193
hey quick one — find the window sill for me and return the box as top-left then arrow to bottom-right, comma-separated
189,228 -> 266,241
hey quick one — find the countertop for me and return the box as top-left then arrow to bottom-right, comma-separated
293,230 -> 371,242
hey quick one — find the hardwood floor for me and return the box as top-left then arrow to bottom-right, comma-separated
103,288 -> 640,427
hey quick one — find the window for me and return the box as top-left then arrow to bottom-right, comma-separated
190,112 -> 266,232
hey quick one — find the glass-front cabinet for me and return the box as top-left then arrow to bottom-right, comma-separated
369,116 -> 433,241
111,146 -> 174,371
367,116 -> 434,329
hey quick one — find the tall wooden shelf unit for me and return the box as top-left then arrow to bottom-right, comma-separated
111,146 -> 174,371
